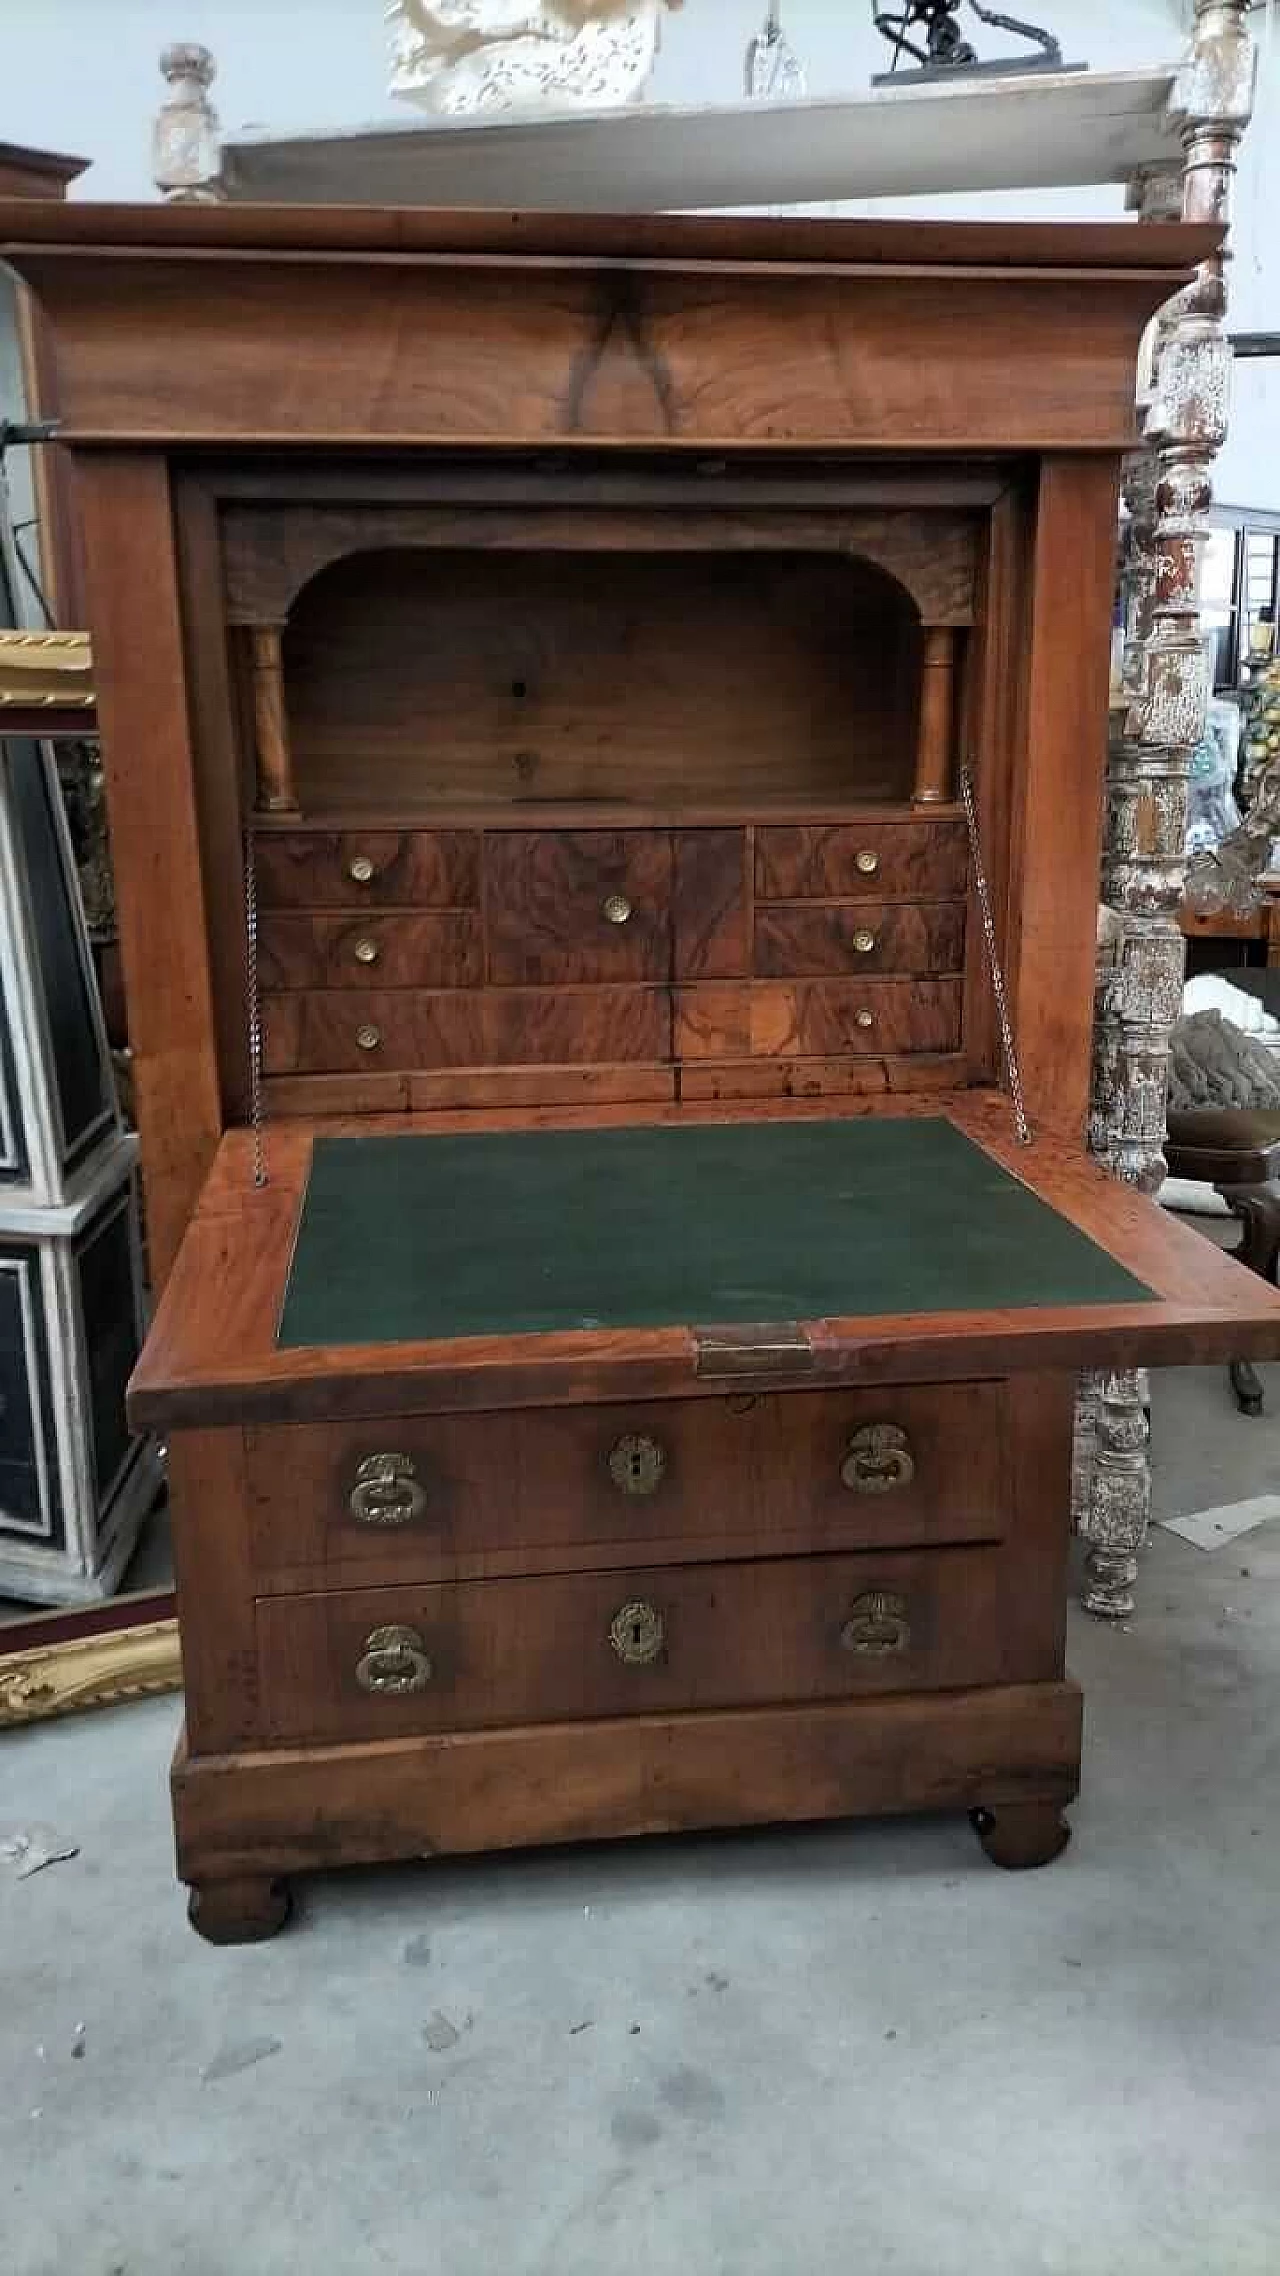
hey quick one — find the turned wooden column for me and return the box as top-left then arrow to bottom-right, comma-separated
913,626 -> 958,804
248,625 -> 297,814
1079,0 -> 1256,1622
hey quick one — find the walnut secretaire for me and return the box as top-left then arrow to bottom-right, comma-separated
6,202 -> 1279,1940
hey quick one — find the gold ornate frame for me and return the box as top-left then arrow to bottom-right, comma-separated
0,628 -> 181,1725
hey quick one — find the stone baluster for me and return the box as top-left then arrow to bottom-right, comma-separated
152,44 -> 225,203
1079,1 -> 1256,1621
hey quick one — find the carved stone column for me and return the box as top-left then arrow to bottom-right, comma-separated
1079,2 -> 1256,1621
152,44 -> 224,202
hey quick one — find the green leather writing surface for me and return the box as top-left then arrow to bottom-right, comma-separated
277,1116 -> 1155,1351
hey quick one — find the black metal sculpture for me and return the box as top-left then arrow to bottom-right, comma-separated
872,0 -> 1074,82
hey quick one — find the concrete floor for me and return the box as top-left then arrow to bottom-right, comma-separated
3,1364 -> 1279,2276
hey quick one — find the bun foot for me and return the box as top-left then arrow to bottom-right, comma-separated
970,1802 -> 1071,1870
187,1874 -> 293,1943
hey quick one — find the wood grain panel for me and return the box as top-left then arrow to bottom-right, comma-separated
672,829 -> 750,980
75,455 -> 223,1287
245,1380 -> 1010,1584
262,986 -> 671,1074
284,549 -> 918,812
255,1542 -> 1026,1744
258,912 -> 482,992
254,831 -> 480,910
485,831 -> 671,984
674,981 -> 963,1059
677,1056 -> 966,1103
756,822 -> 967,901
754,901 -> 965,978
173,1679 -> 1084,1882
262,1066 -> 677,1117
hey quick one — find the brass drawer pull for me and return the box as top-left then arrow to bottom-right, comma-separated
854,1008 -> 874,1029
348,854 -> 376,884
840,1591 -> 910,1657
609,1599 -> 665,1666
356,1623 -> 433,1694
602,892 -> 632,926
841,1423 -> 915,1494
355,1023 -> 382,1051
353,936 -> 380,965
607,1433 -> 667,1497
349,1452 -> 428,1527
855,848 -> 879,876
853,929 -> 877,955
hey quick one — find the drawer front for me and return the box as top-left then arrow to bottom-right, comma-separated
754,902 -> 965,979
259,912 -> 483,991
674,979 -> 962,1061
255,831 -> 480,910
262,984 -> 670,1074
486,832 -> 672,984
755,823 -> 967,901
245,1382 -> 1010,1584
255,1542 -> 1028,1743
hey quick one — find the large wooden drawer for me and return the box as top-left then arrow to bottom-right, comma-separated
254,830 -> 480,910
485,830 -> 672,984
254,1540 -> 1039,1744
261,984 -> 670,1073
674,978 -> 963,1059
755,822 -> 967,901
245,1382 -> 1011,1585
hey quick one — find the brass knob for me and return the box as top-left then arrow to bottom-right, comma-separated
855,848 -> 879,876
355,1623 -> 433,1694
853,929 -> 877,955
854,1008 -> 874,1030
349,1452 -> 428,1528
607,1433 -> 667,1498
602,892 -> 632,926
348,855 -> 376,884
841,1423 -> 915,1494
840,1591 -> 910,1657
353,936 -> 379,965
609,1600 -> 665,1666
355,1023 -> 382,1051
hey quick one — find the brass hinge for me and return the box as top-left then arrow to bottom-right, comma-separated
694,1322 -> 815,1381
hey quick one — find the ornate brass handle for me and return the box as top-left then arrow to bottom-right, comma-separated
853,929 -> 877,955
841,1424 -> 915,1494
855,848 -> 879,876
840,1591 -> 910,1657
609,1599 -> 665,1666
602,892 -> 632,926
355,1023 -> 382,1051
356,1623 -> 433,1694
353,936 -> 380,965
349,1452 -> 429,1528
607,1434 -> 667,1497
348,854 -> 376,884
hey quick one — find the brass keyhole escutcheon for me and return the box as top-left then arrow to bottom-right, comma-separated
355,1023 -> 382,1052
602,893 -> 632,926
348,855 -> 376,884
841,1424 -> 915,1494
853,929 -> 877,955
349,1452 -> 428,1528
855,848 -> 879,875
356,1623 -> 433,1694
609,1599 -> 665,1666
353,936 -> 380,965
840,1591 -> 910,1657
607,1434 -> 667,1498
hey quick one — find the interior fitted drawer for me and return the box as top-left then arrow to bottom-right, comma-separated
674,978 -> 963,1060
244,1382 -> 1010,1584
261,984 -> 669,1074
254,831 -> 480,910
259,912 -> 483,991
755,822 -> 967,901
485,831 -> 672,984
254,1542 -> 1031,1744
754,901 -> 965,979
